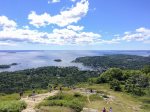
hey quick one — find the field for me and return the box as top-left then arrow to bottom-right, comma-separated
0,89 -> 48,112
77,83 -> 150,112
0,93 -> 26,112
37,91 -> 87,112
20,84 -> 149,112
0,84 -> 149,112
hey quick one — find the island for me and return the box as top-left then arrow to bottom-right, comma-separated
54,59 -> 62,62
11,63 -> 18,65
0,63 -> 18,69
0,65 -> 11,69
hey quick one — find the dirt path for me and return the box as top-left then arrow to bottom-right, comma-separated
21,91 -> 58,112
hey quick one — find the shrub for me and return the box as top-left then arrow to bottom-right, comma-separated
74,93 -> 82,97
69,99 -> 84,112
97,68 -> 123,84
102,94 -> 109,98
88,78 -> 97,84
96,90 -> 108,95
96,76 -> 107,83
0,93 -> 20,101
89,94 -> 102,101
142,65 -> 150,74
132,87 -> 145,96
38,92 -> 86,112
0,101 -> 27,112
110,79 -> 122,91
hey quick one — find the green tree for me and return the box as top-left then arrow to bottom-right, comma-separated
142,65 -> 150,74
97,68 -> 123,83
110,79 -> 122,91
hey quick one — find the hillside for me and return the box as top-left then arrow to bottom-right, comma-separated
0,65 -> 150,112
0,66 -> 98,93
73,54 -> 150,70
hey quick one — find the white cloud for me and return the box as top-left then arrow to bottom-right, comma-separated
70,0 -> 76,2
0,16 -> 102,45
67,25 -> 84,31
1,15 -> 150,47
0,15 -> 138,45
52,28 -> 101,44
28,0 -> 89,27
94,37 -> 121,44
48,0 -> 60,4
0,27 -> 101,45
75,32 -> 101,44
0,16 -> 17,29
122,27 -> 150,41
0,41 -> 17,46
124,31 -> 130,35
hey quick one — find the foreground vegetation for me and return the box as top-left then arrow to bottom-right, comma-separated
1,83 -> 149,112
36,82 -> 150,112
77,83 -> 150,112
90,66 -> 150,96
83,65 -> 150,111
0,54 -> 149,111
0,101 -> 26,112
38,106 -> 74,112
0,93 -> 26,112
37,92 -> 87,112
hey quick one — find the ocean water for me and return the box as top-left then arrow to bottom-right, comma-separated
0,50 -> 149,72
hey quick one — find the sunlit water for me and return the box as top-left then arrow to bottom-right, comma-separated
0,50 -> 149,72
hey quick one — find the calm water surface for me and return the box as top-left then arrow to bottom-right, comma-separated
0,50 -> 149,72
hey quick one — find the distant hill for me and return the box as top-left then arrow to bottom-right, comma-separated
73,54 -> 150,70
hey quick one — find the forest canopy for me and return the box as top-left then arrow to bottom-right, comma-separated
0,66 -> 98,93
73,54 -> 150,70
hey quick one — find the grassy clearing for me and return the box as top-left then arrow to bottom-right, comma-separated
139,96 -> 150,111
37,92 -> 87,112
0,93 -> 27,112
0,86 -> 149,112
89,94 -> 103,101
0,89 -> 48,112
0,89 -> 51,112
0,100 -> 27,112
0,89 -> 48,100
0,93 -> 20,101
76,83 -> 150,112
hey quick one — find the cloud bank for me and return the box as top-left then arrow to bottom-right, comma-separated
122,27 -> 150,43
0,16 -> 101,45
28,0 -> 89,27
0,0 -> 149,47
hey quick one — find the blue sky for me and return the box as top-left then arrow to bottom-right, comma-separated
0,0 -> 150,50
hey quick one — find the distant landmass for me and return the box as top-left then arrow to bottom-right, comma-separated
0,63 -> 18,69
0,65 -> 10,69
54,59 -> 62,62
73,54 -> 150,70
0,50 -> 150,72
